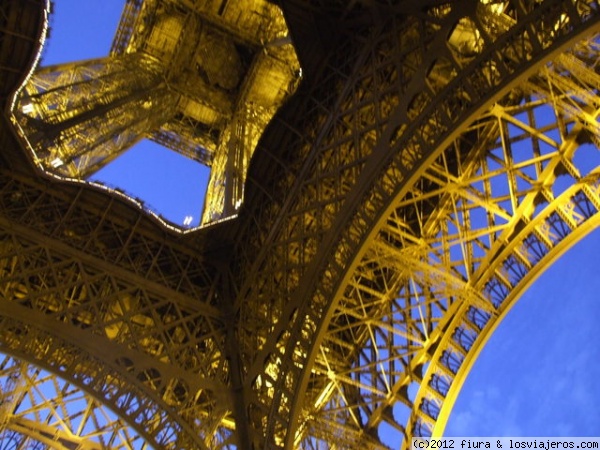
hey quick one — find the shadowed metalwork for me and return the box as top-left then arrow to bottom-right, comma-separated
1,0 -> 599,449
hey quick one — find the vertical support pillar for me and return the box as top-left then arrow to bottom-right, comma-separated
202,107 -> 268,224
14,53 -> 178,178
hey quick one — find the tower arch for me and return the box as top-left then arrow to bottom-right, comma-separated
2,1 -> 600,449
232,2 -> 600,447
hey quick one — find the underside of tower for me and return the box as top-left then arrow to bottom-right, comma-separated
1,0 -> 600,449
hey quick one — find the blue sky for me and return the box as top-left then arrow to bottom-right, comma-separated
42,0 -> 600,440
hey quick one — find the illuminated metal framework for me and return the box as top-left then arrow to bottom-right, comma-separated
1,0 -> 600,449
13,0 -> 300,224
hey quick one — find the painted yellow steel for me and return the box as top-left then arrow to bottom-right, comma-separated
2,1 -> 600,449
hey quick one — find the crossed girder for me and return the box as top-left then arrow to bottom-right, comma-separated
297,56 -> 600,446
236,1 -> 600,447
13,0 -> 300,225
1,0 -> 600,449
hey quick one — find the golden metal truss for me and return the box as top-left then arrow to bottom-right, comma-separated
13,0 -> 300,224
1,0 -> 600,449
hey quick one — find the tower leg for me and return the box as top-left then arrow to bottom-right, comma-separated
14,53 -> 177,178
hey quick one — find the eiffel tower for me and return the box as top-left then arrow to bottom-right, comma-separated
1,0 -> 600,448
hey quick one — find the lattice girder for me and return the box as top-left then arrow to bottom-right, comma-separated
0,227 -> 232,447
14,53 -> 176,178
0,354 -> 150,449
0,154 -> 237,447
0,167 -> 219,300
3,0 -> 600,449
111,0 -> 301,224
301,63 -> 600,444
234,1 -> 600,447
11,0 -> 301,226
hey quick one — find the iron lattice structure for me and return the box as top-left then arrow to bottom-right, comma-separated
1,0 -> 600,449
